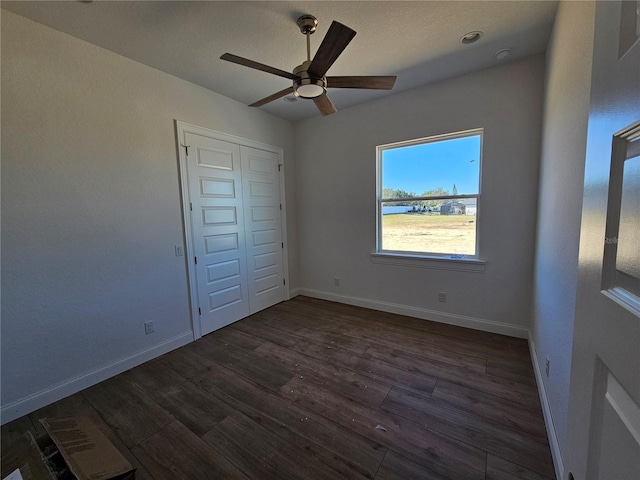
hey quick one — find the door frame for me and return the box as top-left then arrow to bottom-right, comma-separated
175,120 -> 290,340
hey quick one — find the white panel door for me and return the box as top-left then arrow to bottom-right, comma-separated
566,2 -> 640,479
185,133 -> 250,335
241,146 -> 286,313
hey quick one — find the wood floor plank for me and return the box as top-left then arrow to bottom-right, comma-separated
292,327 -> 373,354
365,343 -> 539,406
166,347 -> 387,480
252,341 -> 393,407
381,387 -> 555,478
291,297 -> 532,360
155,347 -> 214,381
486,453 -> 555,480
132,420 -> 249,480
203,413 -> 341,480
290,337 -> 437,397
374,450 -> 449,480
205,325 -> 265,350
281,375 -> 487,480
260,299 -> 528,374
486,356 -> 537,386
230,320 -> 303,347
125,359 -> 235,436
339,326 -> 488,371
83,375 -> 174,448
242,307 -> 310,332
431,379 -> 547,439
186,335 -> 293,391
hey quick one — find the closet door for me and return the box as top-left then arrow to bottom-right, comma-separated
185,132 -> 249,335
241,146 -> 286,314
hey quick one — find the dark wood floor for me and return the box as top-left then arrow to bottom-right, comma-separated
2,296 -> 555,479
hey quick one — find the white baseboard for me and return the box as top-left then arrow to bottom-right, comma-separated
1,331 -> 194,425
288,287 -> 301,299
528,336 -> 564,480
297,288 -> 529,339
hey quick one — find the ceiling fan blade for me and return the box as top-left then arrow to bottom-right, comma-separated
221,53 -> 299,81
249,86 -> 295,107
308,21 -> 356,78
313,95 -> 338,116
327,76 -> 397,90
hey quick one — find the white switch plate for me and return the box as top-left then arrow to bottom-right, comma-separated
144,321 -> 154,335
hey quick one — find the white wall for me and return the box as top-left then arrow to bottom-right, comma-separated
294,55 -> 545,335
531,0 -> 595,471
0,10 -> 296,422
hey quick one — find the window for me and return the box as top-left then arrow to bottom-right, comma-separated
377,129 -> 482,258
602,121 -> 640,315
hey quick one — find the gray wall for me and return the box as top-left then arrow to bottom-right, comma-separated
531,0 -> 595,463
294,55 -> 545,334
1,10 -> 296,420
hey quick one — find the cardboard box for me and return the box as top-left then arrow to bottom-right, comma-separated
1,431 -> 56,480
38,417 -> 135,480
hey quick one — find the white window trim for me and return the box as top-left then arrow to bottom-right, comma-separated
376,128 -> 484,265
370,252 -> 486,272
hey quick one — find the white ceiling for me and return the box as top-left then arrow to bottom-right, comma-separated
1,1 -> 558,122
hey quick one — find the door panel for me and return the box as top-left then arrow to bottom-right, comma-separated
241,146 -> 285,313
566,2 -> 640,479
591,365 -> 640,480
185,133 -> 249,335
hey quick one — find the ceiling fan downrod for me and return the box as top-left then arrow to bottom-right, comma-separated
297,14 -> 318,62
293,15 -> 325,99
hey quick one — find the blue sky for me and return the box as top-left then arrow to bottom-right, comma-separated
382,134 -> 481,196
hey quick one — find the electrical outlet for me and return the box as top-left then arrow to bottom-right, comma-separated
545,357 -> 550,377
334,278 -> 340,287
144,321 -> 154,335
438,292 -> 447,303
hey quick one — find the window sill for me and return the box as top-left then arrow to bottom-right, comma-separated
370,252 -> 486,272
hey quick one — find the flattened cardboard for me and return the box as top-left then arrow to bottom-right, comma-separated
39,417 -> 134,480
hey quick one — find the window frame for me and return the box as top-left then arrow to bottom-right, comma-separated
375,128 -> 484,261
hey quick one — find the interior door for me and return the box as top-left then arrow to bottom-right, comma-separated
566,2 -> 640,479
185,132 -> 250,335
240,146 -> 286,313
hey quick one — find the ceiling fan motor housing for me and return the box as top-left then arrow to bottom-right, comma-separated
297,15 -> 318,35
293,60 -> 326,98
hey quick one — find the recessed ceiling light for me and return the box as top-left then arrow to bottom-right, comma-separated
495,49 -> 512,61
460,31 -> 483,45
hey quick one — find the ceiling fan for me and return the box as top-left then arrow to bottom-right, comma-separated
220,15 -> 397,116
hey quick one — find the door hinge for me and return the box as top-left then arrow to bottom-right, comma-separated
198,307 -> 201,315
194,256 -> 198,264
281,242 -> 284,249
283,278 -> 286,285
280,204 -> 282,211
182,144 -> 190,156
278,164 -> 282,172
190,202 -> 193,211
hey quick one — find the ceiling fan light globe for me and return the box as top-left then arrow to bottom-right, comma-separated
293,78 -> 326,99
